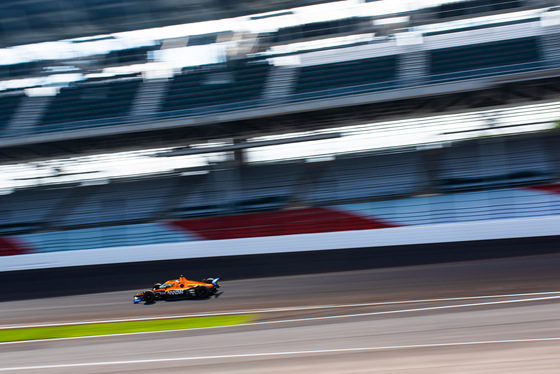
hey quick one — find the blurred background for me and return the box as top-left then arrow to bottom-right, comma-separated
3,3 -> 560,371
1,0 -> 560,260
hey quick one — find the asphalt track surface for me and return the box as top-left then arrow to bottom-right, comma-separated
1,253 -> 560,373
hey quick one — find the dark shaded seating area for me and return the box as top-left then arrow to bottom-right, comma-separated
37,78 -> 142,130
430,37 -> 541,80
160,62 -> 270,114
0,93 -> 24,134
293,56 -> 397,99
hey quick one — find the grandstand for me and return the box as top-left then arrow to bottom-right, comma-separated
1,3 -> 560,158
1,0 -> 560,260
2,128 -> 560,255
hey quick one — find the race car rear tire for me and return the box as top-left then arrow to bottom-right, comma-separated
144,290 -> 156,303
195,285 -> 210,299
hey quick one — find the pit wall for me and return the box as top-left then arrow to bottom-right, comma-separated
2,184 -> 560,259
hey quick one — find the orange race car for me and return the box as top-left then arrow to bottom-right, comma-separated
133,275 -> 221,304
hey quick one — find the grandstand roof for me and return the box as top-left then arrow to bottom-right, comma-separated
0,0 -> 338,48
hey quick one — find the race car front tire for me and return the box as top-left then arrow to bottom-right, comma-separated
144,290 -> 156,303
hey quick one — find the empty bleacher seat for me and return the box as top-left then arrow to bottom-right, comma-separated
308,151 -> 422,203
505,137 -> 553,174
21,223 -> 194,253
37,78 -> 142,131
438,137 -> 554,191
172,162 -> 303,217
168,173 -> 221,217
0,93 -> 25,135
160,62 -> 269,114
0,187 -> 71,232
236,162 -> 303,199
57,176 -> 177,226
272,18 -> 359,43
294,56 -> 397,100
429,37 -> 541,80
436,0 -> 522,19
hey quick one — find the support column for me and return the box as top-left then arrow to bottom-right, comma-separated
418,148 -> 443,195
262,66 -> 298,105
539,25 -> 560,68
128,78 -> 169,122
398,49 -> 429,86
233,138 -> 247,164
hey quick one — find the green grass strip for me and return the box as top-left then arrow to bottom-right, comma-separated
1,315 -> 256,343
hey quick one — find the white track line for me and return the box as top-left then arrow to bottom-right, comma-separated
245,295 -> 560,326
1,337 -> 560,371
1,293 -> 559,346
3,290 -> 560,330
